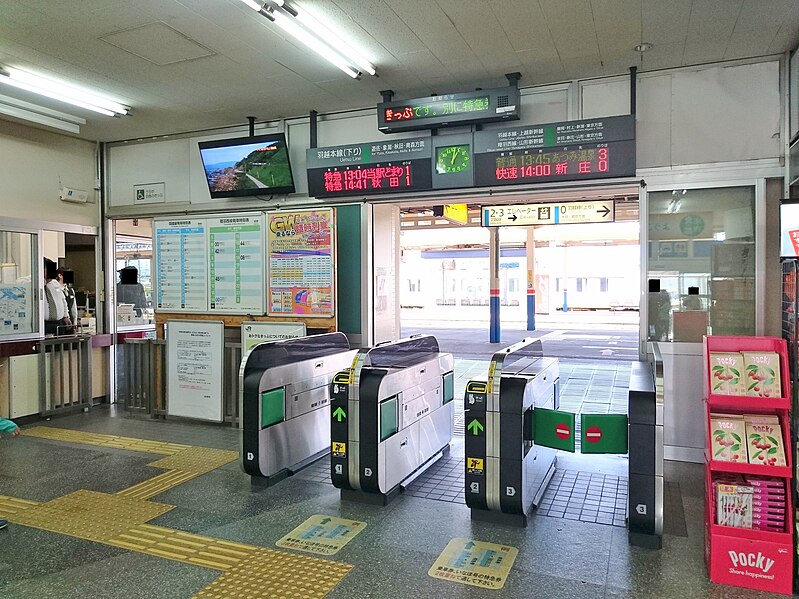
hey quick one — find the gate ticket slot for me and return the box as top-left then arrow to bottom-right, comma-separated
241,332 -> 356,487
465,338 -> 560,527
330,334 -> 455,505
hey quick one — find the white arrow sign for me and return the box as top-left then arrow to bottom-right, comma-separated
482,200 -> 615,227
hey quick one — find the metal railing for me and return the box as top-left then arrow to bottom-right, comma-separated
119,338 -> 166,416
38,335 -> 93,417
117,337 -> 240,426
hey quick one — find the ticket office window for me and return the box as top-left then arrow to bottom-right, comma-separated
114,219 -> 154,330
0,230 -> 39,339
647,186 -> 755,342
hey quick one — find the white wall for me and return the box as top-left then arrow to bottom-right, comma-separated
0,122 -> 99,227
106,57 -> 784,217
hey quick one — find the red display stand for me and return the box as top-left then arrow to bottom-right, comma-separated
703,336 -> 794,595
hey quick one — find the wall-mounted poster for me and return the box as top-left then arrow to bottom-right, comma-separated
267,209 -> 335,317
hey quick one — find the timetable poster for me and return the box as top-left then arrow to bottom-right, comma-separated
154,219 -> 208,311
207,214 -> 265,313
267,209 -> 335,317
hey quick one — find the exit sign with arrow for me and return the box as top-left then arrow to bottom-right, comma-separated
481,200 -> 615,227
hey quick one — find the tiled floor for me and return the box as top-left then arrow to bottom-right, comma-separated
537,469 -> 628,527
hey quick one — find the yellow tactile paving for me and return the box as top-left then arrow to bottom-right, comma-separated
0,495 -> 40,517
117,470 -> 201,500
12,490 -> 174,543
148,446 -> 239,474
23,426 -> 191,455
192,547 -> 352,599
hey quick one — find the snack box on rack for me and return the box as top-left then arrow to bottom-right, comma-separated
709,352 -> 745,395
742,352 -> 782,398
710,413 -> 747,463
744,416 -> 786,467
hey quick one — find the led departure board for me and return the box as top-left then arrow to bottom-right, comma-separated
473,115 -> 636,187
307,139 -> 433,198
378,87 -> 520,133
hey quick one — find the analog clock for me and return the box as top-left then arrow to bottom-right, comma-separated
436,144 -> 471,174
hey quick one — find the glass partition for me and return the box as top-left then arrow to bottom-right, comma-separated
647,186 -> 755,341
0,230 -> 39,338
114,219 -> 154,330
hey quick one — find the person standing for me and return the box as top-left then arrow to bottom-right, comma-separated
44,258 -> 71,335
0,416 -> 20,530
57,269 -> 78,325
117,266 -> 148,317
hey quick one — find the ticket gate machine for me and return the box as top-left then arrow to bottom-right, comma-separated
465,338 -> 559,527
330,335 -> 455,505
241,332 -> 356,486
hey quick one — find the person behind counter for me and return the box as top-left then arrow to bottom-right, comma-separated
44,258 -> 72,335
117,266 -> 148,317
57,268 -> 78,325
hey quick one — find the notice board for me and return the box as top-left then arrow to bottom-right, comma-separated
166,319 -> 224,422
267,209 -> 335,317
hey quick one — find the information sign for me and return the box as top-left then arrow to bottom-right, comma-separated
481,200 -> 614,227
166,320 -> 224,422
241,321 -> 307,353
267,209 -> 335,317
207,214 -> 265,313
306,139 -> 432,198
0,283 -> 31,335
428,538 -> 518,590
473,115 -> 635,187
276,514 -> 366,555
154,219 -> 208,311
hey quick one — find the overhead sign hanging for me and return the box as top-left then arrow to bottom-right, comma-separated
481,200 -> 615,227
306,139 -> 432,198
377,86 -> 520,133
473,115 -> 635,187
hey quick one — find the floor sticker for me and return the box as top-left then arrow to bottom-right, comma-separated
428,537 -> 518,590
276,514 -> 366,556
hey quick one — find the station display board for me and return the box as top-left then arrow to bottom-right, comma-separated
154,218 -> 208,311
306,140 -> 432,198
473,115 -> 636,187
267,209 -> 335,317
154,214 -> 266,314
306,115 -> 635,199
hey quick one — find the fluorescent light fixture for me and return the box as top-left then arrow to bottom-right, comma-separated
0,67 -> 129,117
0,93 -> 85,134
254,0 -> 376,79
266,9 -> 361,78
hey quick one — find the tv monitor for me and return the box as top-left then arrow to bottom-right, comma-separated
780,199 -> 799,258
198,133 -> 295,198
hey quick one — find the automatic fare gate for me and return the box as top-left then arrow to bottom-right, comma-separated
465,338 -> 637,529
241,332 -> 356,486
329,335 -> 455,505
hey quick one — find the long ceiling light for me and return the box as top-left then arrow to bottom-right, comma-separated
239,0 -> 376,79
0,67 -> 129,117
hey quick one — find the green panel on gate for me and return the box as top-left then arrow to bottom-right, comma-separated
261,388 -> 286,429
580,414 -> 628,454
532,408 -> 576,453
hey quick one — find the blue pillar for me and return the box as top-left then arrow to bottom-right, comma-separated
489,227 -> 500,343
562,289 -> 568,312
527,290 -> 536,330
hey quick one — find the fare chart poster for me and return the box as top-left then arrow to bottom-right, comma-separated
267,209 -> 335,317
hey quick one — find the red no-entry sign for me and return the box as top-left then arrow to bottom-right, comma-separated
586,425 -> 603,443
555,423 -> 571,440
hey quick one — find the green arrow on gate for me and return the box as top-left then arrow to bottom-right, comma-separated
464,541 -> 475,549
333,407 -> 347,422
466,419 -> 484,436
320,518 -> 331,524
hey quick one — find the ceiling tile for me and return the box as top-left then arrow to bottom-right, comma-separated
101,22 -> 216,65
686,0 -> 743,40
642,0 -> 692,45
637,42 -> 686,71
724,29 -> 777,60
540,0 -> 601,60
489,0 -> 556,53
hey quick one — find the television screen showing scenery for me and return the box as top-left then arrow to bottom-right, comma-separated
198,133 -> 295,198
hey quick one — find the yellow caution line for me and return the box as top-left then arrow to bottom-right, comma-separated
0,495 -> 40,515
23,426 -> 192,456
117,470 -> 199,500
